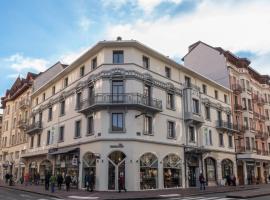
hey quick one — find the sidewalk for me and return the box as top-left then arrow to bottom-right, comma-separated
0,181 -> 263,200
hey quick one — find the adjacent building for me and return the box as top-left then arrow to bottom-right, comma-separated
14,38 -> 237,191
183,41 -> 270,185
0,73 -> 37,181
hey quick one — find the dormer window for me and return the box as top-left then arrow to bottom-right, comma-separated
113,50 -> 124,64
142,56 -> 149,69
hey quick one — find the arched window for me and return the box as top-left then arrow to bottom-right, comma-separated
221,159 -> 234,178
140,153 -> 158,190
205,157 -> 216,182
163,154 -> 182,188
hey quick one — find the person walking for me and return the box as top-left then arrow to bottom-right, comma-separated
50,175 -> 56,193
45,172 -> 50,191
5,173 -> 10,184
24,173 -> 29,186
57,173 -> 63,190
89,170 -> 95,192
65,174 -> 72,192
199,173 -> 206,190
85,173 -> 90,192
118,172 -> 126,193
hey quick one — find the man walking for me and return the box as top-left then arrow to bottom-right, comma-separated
45,172 -> 50,191
199,173 -> 206,190
65,174 -> 72,192
57,173 -> 63,190
50,174 -> 56,193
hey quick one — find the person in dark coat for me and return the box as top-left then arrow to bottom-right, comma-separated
199,173 -> 205,190
57,174 -> 63,190
85,173 -> 91,191
5,173 -> 10,184
89,170 -> 95,192
118,172 -> 126,193
65,174 -> 72,191
44,172 -> 50,191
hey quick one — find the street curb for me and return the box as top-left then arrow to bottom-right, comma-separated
227,192 -> 270,199
0,185 -> 62,199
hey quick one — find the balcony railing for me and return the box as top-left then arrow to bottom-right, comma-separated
19,98 -> 30,109
262,151 -> 269,156
231,84 -> 242,94
78,93 -> 162,114
216,120 -> 238,132
253,112 -> 260,119
252,93 -> 258,102
257,149 -> 262,155
17,119 -> 27,129
236,146 -> 245,153
25,121 -> 42,135
257,97 -> 265,106
234,104 -> 243,111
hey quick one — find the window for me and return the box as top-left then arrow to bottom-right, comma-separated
192,98 -> 199,114
189,126 -> 195,142
37,134 -> 41,147
48,107 -> 52,121
228,135 -> 233,148
242,98 -> 247,110
144,115 -> 153,135
30,136 -> 34,148
47,130 -> 51,145
205,105 -> 210,120
91,57 -> 97,69
209,130 -> 212,145
202,84 -> 207,94
165,66 -> 171,78
248,99 -> 252,111
59,126 -> 64,142
142,56 -> 149,69
244,117 -> 249,129
246,137 -> 250,150
76,92 -> 82,110
52,86 -> 56,95
80,66 -> 85,77
224,94 -> 228,103
251,138 -> 255,150
43,93 -> 46,101
167,121 -> 175,139
75,120 -> 81,138
112,80 -> 124,102
167,93 -> 174,110
144,84 -> 152,104
87,116 -> 94,135
35,97 -> 38,106
113,50 -> 124,64
64,77 -> 68,88
215,90 -> 218,99
60,100 -> 65,116
185,76 -> 191,87
112,113 -> 124,132
219,133 -> 224,146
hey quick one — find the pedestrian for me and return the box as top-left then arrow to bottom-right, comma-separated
199,173 -> 205,190
45,172 -> 50,191
5,173 -> 10,184
85,173 -> 90,191
24,173 -> 29,186
226,174 -> 231,186
231,174 -> 236,186
118,172 -> 126,193
50,174 -> 56,193
65,174 -> 72,192
36,173 -> 40,185
57,173 -> 63,190
9,174 -> 13,186
89,170 -> 95,192
20,175 -> 24,184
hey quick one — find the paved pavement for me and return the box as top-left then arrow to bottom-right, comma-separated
0,187 -> 61,200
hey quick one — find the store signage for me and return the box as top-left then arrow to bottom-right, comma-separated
61,161 -> 66,168
72,157 -> 78,166
110,143 -> 124,148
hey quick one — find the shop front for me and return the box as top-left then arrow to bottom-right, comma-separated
29,161 -> 38,180
221,159 -> 234,179
204,157 -> 217,186
140,153 -> 158,190
246,161 -> 255,184
82,152 -> 96,188
163,154 -> 182,188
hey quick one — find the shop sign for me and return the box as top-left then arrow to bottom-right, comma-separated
61,161 -> 66,168
72,157 -> 78,166
110,143 -> 124,148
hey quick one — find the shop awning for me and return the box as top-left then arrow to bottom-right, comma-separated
48,147 -> 79,155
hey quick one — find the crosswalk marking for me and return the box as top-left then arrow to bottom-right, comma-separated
168,197 -> 245,200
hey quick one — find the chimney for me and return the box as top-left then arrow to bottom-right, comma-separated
116,36 -> 122,41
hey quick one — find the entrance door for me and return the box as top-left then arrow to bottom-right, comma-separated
237,165 -> 244,185
108,151 -> 126,190
188,167 -> 197,187
257,167 -> 261,183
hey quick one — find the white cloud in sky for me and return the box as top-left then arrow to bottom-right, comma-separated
105,0 -> 270,74
78,17 -> 92,31
4,53 -> 48,72
59,47 -> 89,64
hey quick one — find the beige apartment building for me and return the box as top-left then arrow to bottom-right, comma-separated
0,113 -> 3,178
0,73 -> 37,181
183,41 -> 270,185
14,38 -> 238,191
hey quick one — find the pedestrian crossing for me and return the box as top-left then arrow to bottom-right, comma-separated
159,195 -> 246,200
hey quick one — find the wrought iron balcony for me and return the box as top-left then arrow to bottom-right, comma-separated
234,104 -> 243,111
19,98 -> 30,110
253,112 -> 260,119
252,93 -> 258,102
236,146 -> 245,153
215,120 -> 238,132
25,121 -> 42,135
17,119 -> 27,130
231,84 -> 242,94
257,149 -> 262,155
257,97 -> 265,106
262,151 -> 269,156
77,93 -> 162,114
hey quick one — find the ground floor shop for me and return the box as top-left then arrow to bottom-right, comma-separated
237,158 -> 270,185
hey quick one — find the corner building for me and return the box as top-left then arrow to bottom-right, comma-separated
184,41 -> 270,185
22,39 -> 236,191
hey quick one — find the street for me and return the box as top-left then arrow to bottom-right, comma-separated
0,187 -> 61,200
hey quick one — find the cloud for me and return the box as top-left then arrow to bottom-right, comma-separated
59,47 -> 89,64
105,0 -> 270,75
4,53 -> 48,72
78,17 -> 92,31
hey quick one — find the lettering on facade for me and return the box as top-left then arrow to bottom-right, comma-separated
110,143 -> 124,148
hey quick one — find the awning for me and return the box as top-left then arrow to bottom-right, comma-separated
48,147 -> 79,155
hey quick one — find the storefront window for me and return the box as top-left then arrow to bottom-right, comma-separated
82,152 -> 96,188
39,160 -> 52,183
221,159 -> 233,178
163,154 -> 182,188
205,157 -> 216,181
140,153 -> 158,190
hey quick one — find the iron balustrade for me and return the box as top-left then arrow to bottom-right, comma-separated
231,84 -> 242,94
19,98 -> 30,109
215,120 -> 238,131
25,121 -> 42,134
78,93 -> 162,112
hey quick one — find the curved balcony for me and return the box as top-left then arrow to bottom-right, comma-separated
25,121 -> 42,135
19,98 -> 30,110
77,93 -> 162,114
215,120 -> 238,132
231,84 -> 242,94
234,104 -> 243,112
17,119 -> 27,130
